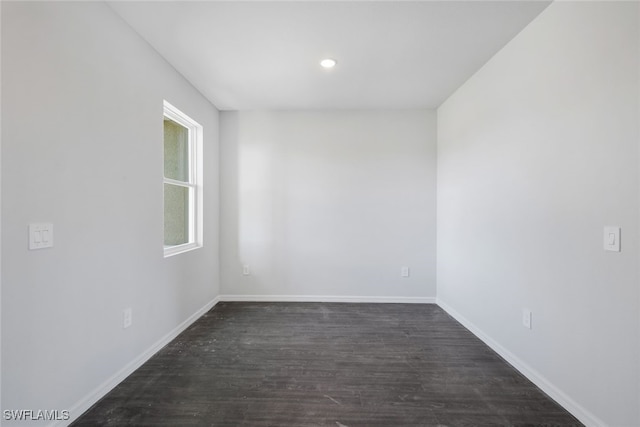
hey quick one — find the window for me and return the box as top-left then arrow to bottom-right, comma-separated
163,100 -> 203,257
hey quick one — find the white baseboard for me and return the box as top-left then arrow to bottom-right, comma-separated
436,298 -> 605,427
55,296 -> 220,427
219,294 -> 436,304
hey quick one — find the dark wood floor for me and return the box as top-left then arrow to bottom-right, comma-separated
72,302 -> 582,426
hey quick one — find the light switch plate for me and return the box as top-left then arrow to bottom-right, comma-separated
604,226 -> 621,252
29,223 -> 54,250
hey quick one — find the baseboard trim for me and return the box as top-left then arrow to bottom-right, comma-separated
220,294 -> 436,304
436,298 -> 605,427
56,296 -> 220,427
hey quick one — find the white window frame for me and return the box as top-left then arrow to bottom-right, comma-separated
163,100 -> 203,257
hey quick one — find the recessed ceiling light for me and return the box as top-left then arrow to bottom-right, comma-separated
320,58 -> 337,69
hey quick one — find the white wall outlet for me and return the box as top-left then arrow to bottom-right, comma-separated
604,226 -> 621,252
123,308 -> 132,329
522,308 -> 532,329
242,265 -> 251,276
400,266 -> 410,277
29,223 -> 54,250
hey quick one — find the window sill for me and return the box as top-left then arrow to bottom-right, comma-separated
164,242 -> 202,258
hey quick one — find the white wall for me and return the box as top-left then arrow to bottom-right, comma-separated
1,2 -> 219,425
0,0 -> 4,417
437,2 -> 639,426
220,111 -> 436,301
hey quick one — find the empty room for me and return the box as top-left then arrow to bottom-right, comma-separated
1,1 -> 639,426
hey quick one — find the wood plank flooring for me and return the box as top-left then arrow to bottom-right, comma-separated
71,302 -> 582,426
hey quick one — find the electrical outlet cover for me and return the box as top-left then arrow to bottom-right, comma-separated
522,309 -> 532,329
123,308 -> 132,329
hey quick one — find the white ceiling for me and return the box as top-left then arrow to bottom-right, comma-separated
108,1 -> 551,111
